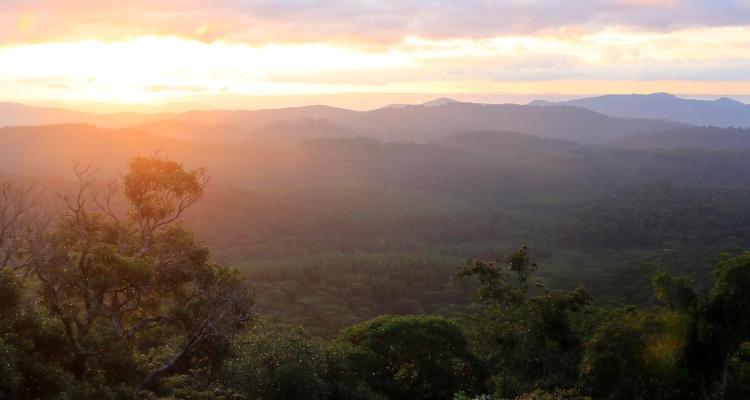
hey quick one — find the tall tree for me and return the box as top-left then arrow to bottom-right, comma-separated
455,247 -> 592,397
22,157 -> 253,393
336,315 -> 483,400
700,253 -> 750,398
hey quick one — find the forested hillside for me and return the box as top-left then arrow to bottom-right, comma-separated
613,126 -> 750,150
3,117 -> 750,398
4,0 -> 750,395
2,159 -> 750,399
4,126 -> 750,331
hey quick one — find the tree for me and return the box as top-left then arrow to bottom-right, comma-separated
0,337 -> 20,399
513,388 -> 590,400
456,247 -> 592,397
699,252 -> 750,398
726,342 -> 750,399
464,291 -> 593,398
0,179 -> 40,269
580,312 -> 659,400
337,315 -> 483,400
222,323 -> 329,400
454,246 -> 539,306
652,272 -> 696,311
579,294 -> 696,400
0,269 -> 74,399
0,269 -> 21,398
21,156 -> 253,394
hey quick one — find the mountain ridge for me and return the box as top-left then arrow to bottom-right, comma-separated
0,98 -> 689,144
532,93 -> 750,128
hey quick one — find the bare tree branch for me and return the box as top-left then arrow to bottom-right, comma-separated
0,178 -> 42,270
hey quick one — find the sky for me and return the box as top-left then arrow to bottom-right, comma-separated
1,0 -> 750,110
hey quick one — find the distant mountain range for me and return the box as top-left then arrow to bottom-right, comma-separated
7,93 -> 750,150
0,101 -> 165,127
0,99 -> 687,145
530,93 -> 750,128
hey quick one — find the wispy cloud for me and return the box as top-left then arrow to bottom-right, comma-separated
1,0 -> 749,45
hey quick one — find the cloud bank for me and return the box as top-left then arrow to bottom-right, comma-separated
1,0 -> 749,44
0,1 -> 749,106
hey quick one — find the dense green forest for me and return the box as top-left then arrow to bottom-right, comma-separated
185,135 -> 750,335
1,155 -> 750,399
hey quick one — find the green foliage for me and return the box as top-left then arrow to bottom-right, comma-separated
338,315 -> 484,400
455,246 -> 538,306
244,253 -> 472,337
1,157 -> 253,396
580,309 -> 693,400
705,253 -> 750,348
156,372 -> 246,400
0,269 -> 21,316
171,178 -> 750,320
514,389 -> 591,400
727,342 -> 750,399
0,270 -> 76,399
4,234 -> 750,399
694,252 -> 750,397
222,324 -> 328,400
652,272 -> 697,310
0,337 -> 20,399
465,292 -> 594,398
456,247 -> 593,397
123,156 -> 207,234
4,149 -> 750,399
321,341 -> 387,400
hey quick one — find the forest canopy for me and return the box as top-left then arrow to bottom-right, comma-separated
1,156 -> 750,399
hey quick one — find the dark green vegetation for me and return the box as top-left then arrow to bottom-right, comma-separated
4,127 -> 750,335
0,157 -> 253,399
0,154 -> 749,399
3,176 -> 750,399
2,100 -> 750,398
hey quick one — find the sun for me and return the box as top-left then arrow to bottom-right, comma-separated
0,35 -> 416,105
1,25 -> 750,109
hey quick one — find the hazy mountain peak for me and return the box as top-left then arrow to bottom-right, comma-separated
648,92 -> 676,98
528,100 -> 554,106
714,97 -> 747,107
421,98 -> 461,107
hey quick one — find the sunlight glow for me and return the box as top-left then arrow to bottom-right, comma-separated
1,25 -> 749,106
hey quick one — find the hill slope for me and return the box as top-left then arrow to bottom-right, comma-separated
613,127 -> 750,150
